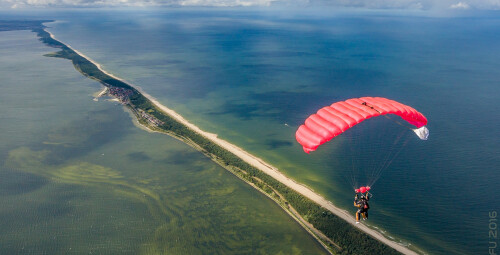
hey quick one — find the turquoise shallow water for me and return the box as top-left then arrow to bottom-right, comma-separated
0,29 -> 328,254
2,9 -> 499,254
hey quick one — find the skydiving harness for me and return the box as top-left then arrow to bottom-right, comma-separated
355,198 -> 369,211
355,192 -> 372,205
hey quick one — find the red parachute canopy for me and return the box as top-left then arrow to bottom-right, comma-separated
296,97 -> 427,153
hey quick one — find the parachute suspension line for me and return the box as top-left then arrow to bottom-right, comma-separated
361,114 -> 414,187
343,114 -> 413,189
367,127 -> 401,185
346,121 -> 380,190
361,103 -> 413,185
348,134 -> 360,189
350,154 -> 357,189
367,129 -> 411,187
383,115 -> 414,131
346,118 -> 373,189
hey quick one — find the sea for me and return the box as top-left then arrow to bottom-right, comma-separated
0,21 -> 327,254
1,8 -> 499,254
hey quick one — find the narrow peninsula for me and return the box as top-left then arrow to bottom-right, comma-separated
13,20 -> 421,255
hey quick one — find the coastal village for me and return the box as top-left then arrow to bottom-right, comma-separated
108,86 -> 134,103
106,86 -> 165,127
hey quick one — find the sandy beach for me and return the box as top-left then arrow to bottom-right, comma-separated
48,29 -> 418,255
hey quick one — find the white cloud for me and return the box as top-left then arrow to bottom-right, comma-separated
178,0 -> 276,6
2,0 -> 500,9
450,1 -> 470,8
3,0 -> 278,7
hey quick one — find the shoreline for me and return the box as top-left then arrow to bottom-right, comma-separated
45,27 -> 419,255
92,86 -> 108,101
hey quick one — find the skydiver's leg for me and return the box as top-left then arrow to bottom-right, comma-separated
356,211 -> 360,222
365,210 -> 368,219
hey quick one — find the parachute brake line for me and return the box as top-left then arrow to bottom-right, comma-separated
366,191 -> 372,198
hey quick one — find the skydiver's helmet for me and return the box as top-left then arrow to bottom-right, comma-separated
360,195 -> 365,200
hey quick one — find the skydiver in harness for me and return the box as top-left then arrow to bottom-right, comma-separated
354,192 -> 372,223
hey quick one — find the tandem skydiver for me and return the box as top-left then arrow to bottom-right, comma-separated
354,192 -> 372,224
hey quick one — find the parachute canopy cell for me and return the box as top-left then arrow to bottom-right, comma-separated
355,186 -> 370,193
296,97 -> 428,153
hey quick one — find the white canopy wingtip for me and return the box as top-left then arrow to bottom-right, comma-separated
413,126 -> 429,140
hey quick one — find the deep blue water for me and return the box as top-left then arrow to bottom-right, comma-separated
3,8 -> 500,254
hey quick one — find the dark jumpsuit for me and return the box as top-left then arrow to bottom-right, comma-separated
354,195 -> 370,221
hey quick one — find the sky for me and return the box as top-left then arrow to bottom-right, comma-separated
1,0 -> 499,10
